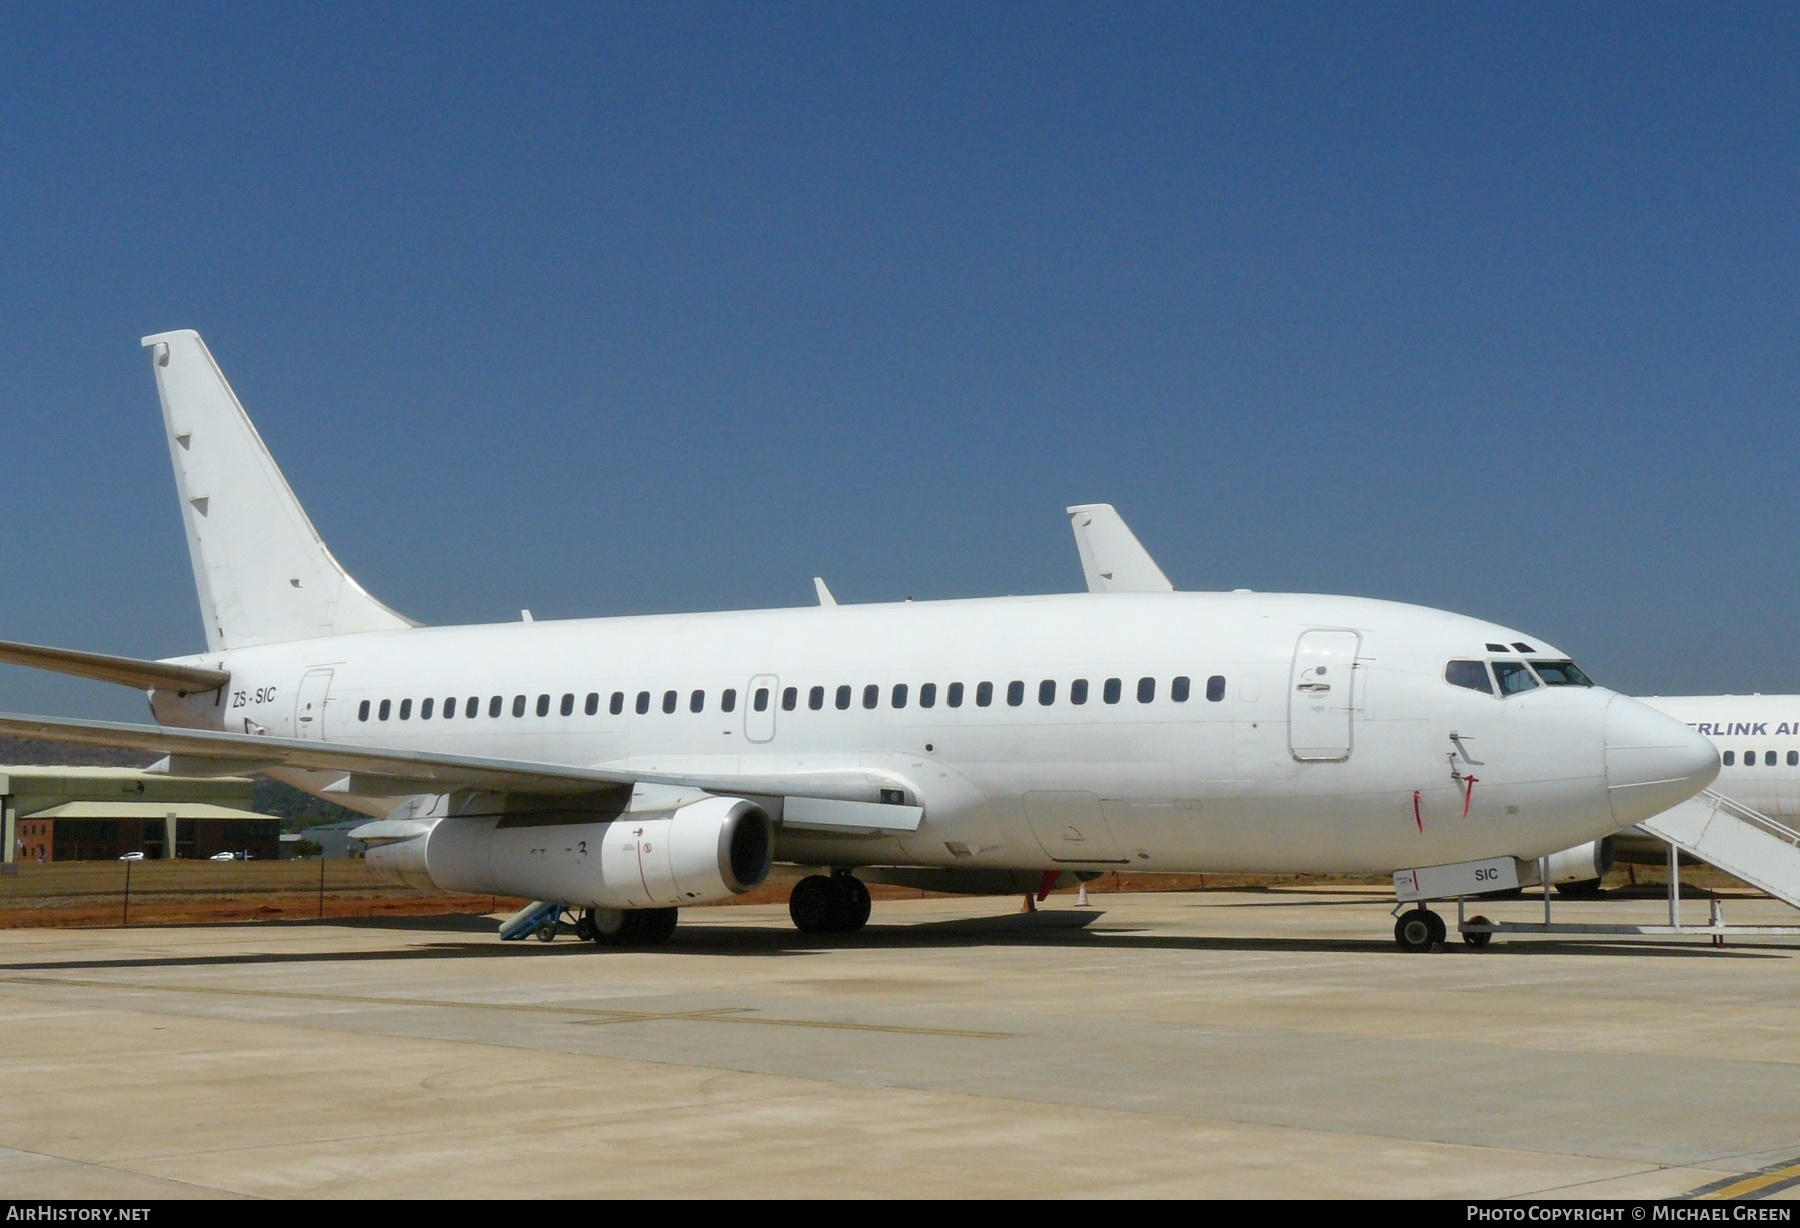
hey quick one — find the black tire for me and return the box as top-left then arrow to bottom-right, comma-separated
1394,909 -> 1438,952
575,911 -> 597,942
789,874 -> 837,934
534,919 -> 557,943
588,908 -> 627,946
1462,915 -> 1493,948
830,875 -> 872,933
1424,909 -> 1447,947
621,907 -> 678,945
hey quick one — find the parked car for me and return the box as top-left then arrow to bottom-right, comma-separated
118,851 -> 145,861
208,851 -> 250,861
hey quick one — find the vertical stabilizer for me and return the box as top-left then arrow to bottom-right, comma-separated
1066,504 -> 1175,593
141,330 -> 415,650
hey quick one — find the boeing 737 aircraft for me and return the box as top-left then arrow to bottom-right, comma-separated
0,331 -> 1718,951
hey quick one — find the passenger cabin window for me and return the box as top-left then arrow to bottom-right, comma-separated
1769,751 -> 1779,767
810,686 -> 825,710
1490,661 -> 1538,696
782,686 -> 797,711
892,683 -> 908,709
1206,675 -> 1226,702
754,688 -> 770,713
863,684 -> 878,710
1444,661 -> 1494,695
535,694 -> 549,717
1789,751 -> 1797,767
1171,676 -> 1190,703
662,690 -> 677,714
1530,660 -> 1595,687
721,688 -> 737,713
690,690 -> 705,713
976,682 -> 994,707
836,685 -> 852,710
359,700 -> 370,721
445,697 -> 457,718
421,698 -> 434,719
489,695 -> 503,718
1103,678 -> 1122,704
398,699 -> 411,720
609,691 -> 624,715
947,682 -> 964,708
1745,751 -> 1756,767
1723,751 -> 1736,766
467,697 -> 480,718
379,699 -> 392,721
1070,679 -> 1088,705
513,695 -> 528,717
1007,681 -> 1025,707
1137,677 -> 1156,704
1038,680 -> 1055,706
560,693 -> 574,717
585,692 -> 599,716
920,682 -> 937,708
635,691 -> 650,715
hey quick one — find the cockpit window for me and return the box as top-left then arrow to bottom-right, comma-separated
1491,660 -> 1540,695
1444,660 -> 1494,694
1529,660 -> 1594,687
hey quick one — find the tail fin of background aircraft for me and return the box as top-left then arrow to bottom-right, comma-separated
1065,504 -> 1175,593
140,330 -> 415,651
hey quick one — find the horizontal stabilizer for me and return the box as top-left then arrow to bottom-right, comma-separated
1065,504 -> 1174,593
0,639 -> 229,693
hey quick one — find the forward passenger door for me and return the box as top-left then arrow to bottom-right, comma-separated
1289,630 -> 1359,761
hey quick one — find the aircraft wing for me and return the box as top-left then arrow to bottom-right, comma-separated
1065,504 -> 1174,593
0,712 -> 917,807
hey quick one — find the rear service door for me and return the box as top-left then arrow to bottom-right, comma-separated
294,669 -> 333,741
1289,630 -> 1359,761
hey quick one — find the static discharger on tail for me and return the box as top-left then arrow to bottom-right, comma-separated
0,330 -> 1720,952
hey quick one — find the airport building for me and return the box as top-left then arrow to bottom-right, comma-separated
3,768 -> 279,863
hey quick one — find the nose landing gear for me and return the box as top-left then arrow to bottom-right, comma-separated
789,871 -> 872,934
1393,907 -> 1447,952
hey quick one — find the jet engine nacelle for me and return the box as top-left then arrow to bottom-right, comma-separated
1517,836 -> 1615,888
367,796 -> 773,909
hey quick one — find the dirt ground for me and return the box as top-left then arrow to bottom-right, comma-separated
0,857 -> 1760,929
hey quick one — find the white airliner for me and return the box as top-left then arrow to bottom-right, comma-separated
0,331 -> 1718,950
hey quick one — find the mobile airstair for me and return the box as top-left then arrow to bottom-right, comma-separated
1458,789 -> 1800,944
1637,788 -> 1800,910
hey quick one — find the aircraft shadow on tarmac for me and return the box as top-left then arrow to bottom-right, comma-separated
0,907 -> 1787,974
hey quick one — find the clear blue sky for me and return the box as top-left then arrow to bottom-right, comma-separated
3,3 -> 1797,719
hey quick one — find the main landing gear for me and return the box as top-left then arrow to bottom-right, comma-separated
789,871 -> 872,935
576,906 -> 679,947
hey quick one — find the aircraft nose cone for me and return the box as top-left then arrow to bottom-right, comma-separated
1604,695 -> 1719,824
